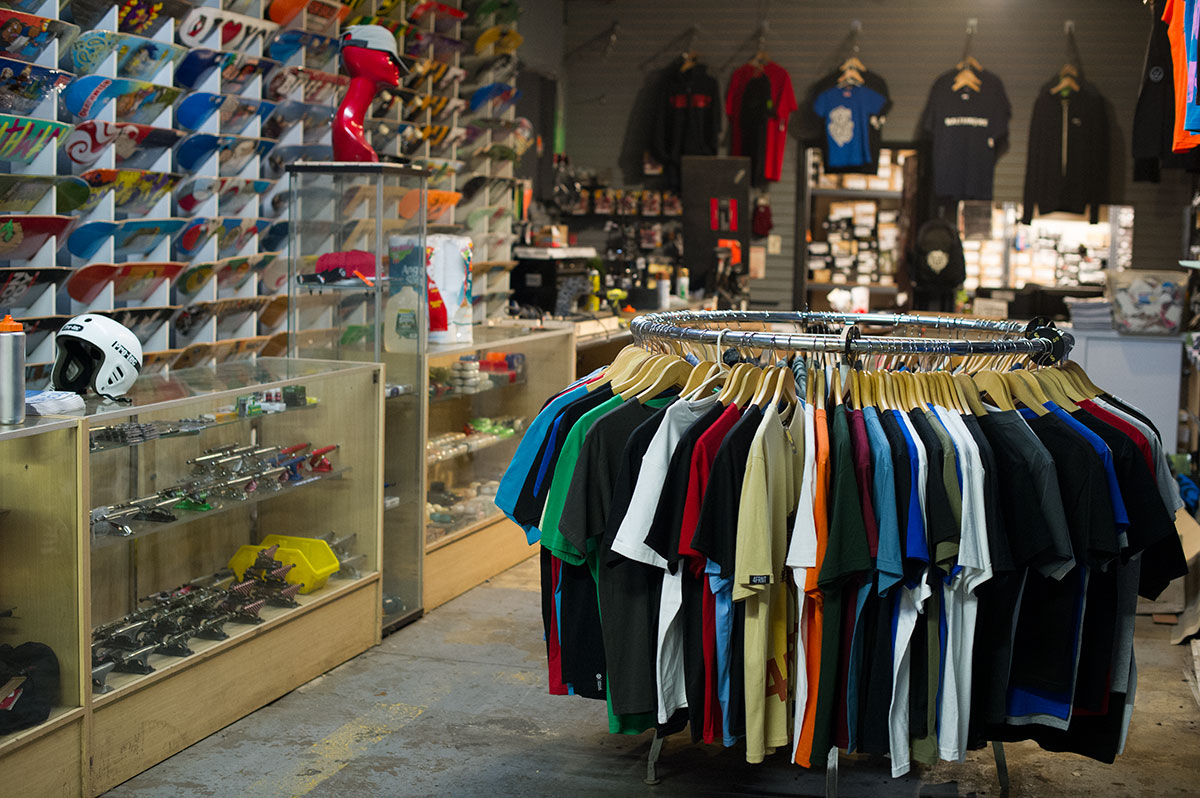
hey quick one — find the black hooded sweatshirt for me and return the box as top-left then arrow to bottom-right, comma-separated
650,58 -> 720,187
1021,79 -> 1109,225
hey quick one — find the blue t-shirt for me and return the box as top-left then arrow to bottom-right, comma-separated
892,410 -> 930,574
813,84 -> 887,168
864,407 -> 903,593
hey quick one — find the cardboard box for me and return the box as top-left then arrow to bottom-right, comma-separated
532,225 -> 569,248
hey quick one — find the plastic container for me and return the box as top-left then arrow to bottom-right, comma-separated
228,534 -> 341,594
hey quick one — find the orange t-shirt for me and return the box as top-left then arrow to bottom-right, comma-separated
1165,0 -> 1200,152
793,407 -> 830,767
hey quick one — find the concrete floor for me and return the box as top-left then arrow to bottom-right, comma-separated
108,558 -> 1200,797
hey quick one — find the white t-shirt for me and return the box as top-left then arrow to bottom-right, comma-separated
786,402 -> 817,760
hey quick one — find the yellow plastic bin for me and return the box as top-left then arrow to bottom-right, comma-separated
227,535 -> 340,594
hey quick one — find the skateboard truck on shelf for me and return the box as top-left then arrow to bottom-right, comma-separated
308,444 -> 337,473
154,632 -> 195,658
91,661 -> 116,694
108,643 -> 157,674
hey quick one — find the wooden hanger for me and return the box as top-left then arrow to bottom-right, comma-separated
1032,369 -> 1079,412
840,56 -> 866,72
859,368 -> 875,409
1046,367 -> 1089,404
815,368 -> 826,411
617,354 -> 675,397
957,55 -> 982,72
848,369 -> 861,410
953,372 -> 988,417
1001,371 -> 1049,416
1050,72 -> 1080,96
952,67 -> 982,92
635,359 -> 692,403
1012,369 -> 1051,406
751,366 -> 779,408
590,346 -> 648,390
1060,360 -> 1102,399
830,367 -> 843,406
717,362 -> 749,405
770,363 -> 798,415
681,360 -> 717,397
838,67 -> 865,87
805,360 -> 816,406
974,370 -> 1016,412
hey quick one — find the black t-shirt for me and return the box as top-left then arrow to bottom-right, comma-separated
878,410 -> 916,580
906,409 -> 958,574
513,385 -> 614,529
961,414 -> 1013,573
645,406 -> 724,572
597,403 -> 671,716
921,69 -> 1011,200
1008,412 -> 1115,695
740,72 -> 773,189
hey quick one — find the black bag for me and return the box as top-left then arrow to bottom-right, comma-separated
911,217 -> 966,287
0,642 -> 59,734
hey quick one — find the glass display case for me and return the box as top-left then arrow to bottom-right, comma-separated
286,162 -> 429,630
0,358 -> 385,796
285,162 -> 575,617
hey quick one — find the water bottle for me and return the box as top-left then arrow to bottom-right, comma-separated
0,315 -> 25,425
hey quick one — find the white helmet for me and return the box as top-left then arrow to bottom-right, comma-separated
341,25 -> 405,68
52,314 -> 143,400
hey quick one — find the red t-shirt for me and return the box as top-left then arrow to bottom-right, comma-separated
681,402 -> 742,744
726,61 -> 798,182
1079,399 -> 1154,472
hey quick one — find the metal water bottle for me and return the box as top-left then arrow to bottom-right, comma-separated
0,315 -> 24,425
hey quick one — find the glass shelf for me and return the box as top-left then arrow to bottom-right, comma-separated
89,404 -> 316,455
426,430 -> 522,465
91,468 -> 351,549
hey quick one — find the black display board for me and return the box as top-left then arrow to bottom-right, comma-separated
681,156 -> 752,292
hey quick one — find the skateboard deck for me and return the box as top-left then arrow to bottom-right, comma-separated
0,113 -> 70,163
177,6 -> 278,51
0,215 -> 72,261
216,217 -> 269,258
170,340 -> 214,368
267,0 -> 347,31
65,261 -> 184,303
260,99 -> 331,141
0,266 -> 71,307
176,132 -> 273,175
175,91 -> 275,132
264,143 -> 332,179
97,304 -> 178,343
15,314 -> 70,349
0,55 -> 72,116
117,34 -> 186,81
61,75 -> 183,124
265,29 -> 336,69
66,217 -> 187,259
64,0 -> 193,36
176,50 -> 279,94
223,334 -> 270,360
139,348 -> 180,372
78,168 -> 183,216
216,251 -> 281,292
65,119 -> 185,169
0,9 -> 79,64
0,175 -> 90,214
264,64 -> 348,104
175,176 -> 274,216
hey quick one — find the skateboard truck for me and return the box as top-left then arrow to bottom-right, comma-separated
91,661 -> 116,694
110,643 -> 157,674
104,619 -> 151,649
308,445 -> 337,473
193,613 -> 231,640
225,598 -> 267,625
258,582 -> 302,608
154,632 -> 194,658
276,454 -> 308,482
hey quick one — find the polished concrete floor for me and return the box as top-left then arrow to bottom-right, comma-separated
108,558 -> 1200,797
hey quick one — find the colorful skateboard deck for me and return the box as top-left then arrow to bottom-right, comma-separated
264,143 -> 332,179
175,176 -> 274,216
65,119 -> 185,169
169,340 -> 213,367
175,50 -> 279,94
97,304 -> 178,343
217,218 -> 269,258
78,168 -> 183,215
65,260 -> 184,303
175,91 -> 275,132
0,175 -> 90,214
267,0 -> 347,31
117,34 -> 186,81
16,314 -> 71,349
0,113 -> 70,163
62,75 -> 183,124
0,9 -> 79,64
0,266 -> 71,307
139,348 -> 180,372
0,55 -> 73,116
66,217 -> 186,259
176,132 -> 273,174
265,30 -> 336,69
260,98 -> 331,141
177,7 -> 278,51
264,64 -> 347,104
0,215 -> 72,261
220,251 -> 281,292
64,0 -> 193,36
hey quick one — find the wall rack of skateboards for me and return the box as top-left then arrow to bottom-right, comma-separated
0,0 -> 526,387
0,357 -> 399,796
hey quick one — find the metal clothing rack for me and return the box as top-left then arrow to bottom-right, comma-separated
630,309 -> 1072,365
626,308 -> 1029,796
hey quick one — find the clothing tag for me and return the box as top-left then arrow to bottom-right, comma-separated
0,677 -> 26,711
749,575 -> 771,585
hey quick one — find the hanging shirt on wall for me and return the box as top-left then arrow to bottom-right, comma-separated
727,61 -> 798,187
813,84 -> 887,170
650,58 -> 722,187
1021,80 -> 1110,225
1163,0 -> 1200,151
1131,0 -> 1200,180
806,70 -> 892,174
921,69 -> 1011,201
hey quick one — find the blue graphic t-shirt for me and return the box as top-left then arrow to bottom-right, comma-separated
813,84 -> 887,168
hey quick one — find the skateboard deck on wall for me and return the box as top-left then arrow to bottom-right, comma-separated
139,347 -> 181,372
65,261 -> 185,303
0,55 -> 73,116
176,216 -> 269,259
263,64 -> 347,105
265,30 -> 337,69
261,99 -> 331,141
98,304 -> 178,343
175,176 -> 273,216
264,143 -> 332,179
217,251 -> 281,292
64,0 -> 194,36
267,0 -> 347,31
176,132 -> 273,175
0,266 -> 72,307
66,217 -> 187,260
0,113 -> 70,163
61,75 -> 184,124
0,215 -> 73,261
0,9 -> 79,63
175,50 -> 279,94
177,6 -> 278,51
0,175 -> 90,213
65,120 -> 185,169
175,91 -> 275,132
77,169 -> 183,216
16,314 -> 71,349
116,34 -> 186,81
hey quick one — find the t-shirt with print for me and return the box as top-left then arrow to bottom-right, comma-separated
921,69 -> 1012,200
1164,0 -> 1200,151
813,84 -> 887,169
806,69 -> 892,174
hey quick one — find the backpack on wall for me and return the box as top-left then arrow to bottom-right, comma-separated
911,217 -> 966,287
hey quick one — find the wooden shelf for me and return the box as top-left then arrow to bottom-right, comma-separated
0,705 -> 84,756
810,187 -> 902,200
806,282 -> 899,294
